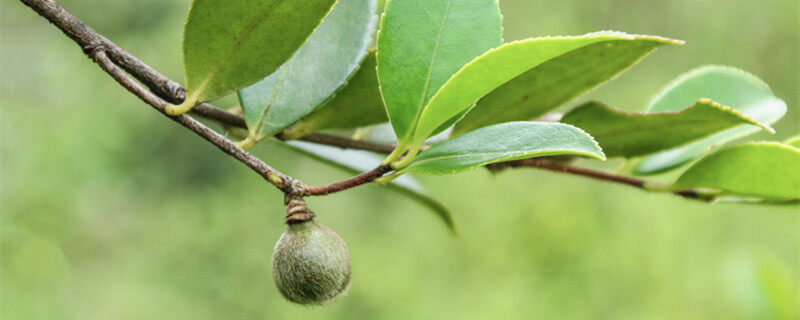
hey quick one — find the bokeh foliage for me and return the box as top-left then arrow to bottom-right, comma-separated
2,0 -> 798,319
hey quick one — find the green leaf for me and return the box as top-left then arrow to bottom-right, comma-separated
673,142 -> 800,200
561,100 -> 774,158
179,0 -> 337,108
405,122 -> 605,175
237,0 -> 377,139
783,135 -> 800,148
282,141 -> 457,234
411,32 -> 682,147
452,33 -> 681,135
377,0 -> 503,146
634,66 -> 787,175
283,51 -> 388,138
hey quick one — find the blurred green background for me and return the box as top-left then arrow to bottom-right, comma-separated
2,0 -> 798,319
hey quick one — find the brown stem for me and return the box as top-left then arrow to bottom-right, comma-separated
193,104 -> 248,129
289,133 -> 397,154
487,158 -> 711,201
304,165 -> 393,196
490,159 -> 645,188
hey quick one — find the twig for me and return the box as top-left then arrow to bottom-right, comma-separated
487,158 -> 712,201
193,104 -> 248,128
290,133 -> 397,154
304,165 -> 393,196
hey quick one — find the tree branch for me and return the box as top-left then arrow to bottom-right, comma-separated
20,0 -> 392,196
89,49 -> 295,192
21,0 -> 715,202
289,133 -> 397,154
20,0 -> 179,99
486,159 -> 714,201
304,165 -> 393,196
19,0 -> 249,127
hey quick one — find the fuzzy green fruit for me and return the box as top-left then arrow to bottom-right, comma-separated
271,220 -> 351,305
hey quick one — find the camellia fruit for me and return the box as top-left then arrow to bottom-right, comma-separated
271,196 -> 351,305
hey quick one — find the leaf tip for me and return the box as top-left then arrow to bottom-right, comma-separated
662,38 -> 686,46
560,122 -> 607,161
696,98 -> 777,134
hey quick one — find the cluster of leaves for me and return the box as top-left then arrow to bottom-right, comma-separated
172,0 -> 797,227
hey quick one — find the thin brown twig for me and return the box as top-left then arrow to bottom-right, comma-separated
487,158 -> 711,201
489,159 -> 645,188
290,133 -> 397,154
193,104 -> 248,128
304,165 -> 393,196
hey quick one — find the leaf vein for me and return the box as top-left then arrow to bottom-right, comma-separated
406,0 -> 453,141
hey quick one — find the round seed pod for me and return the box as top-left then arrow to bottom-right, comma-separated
271,196 -> 351,305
